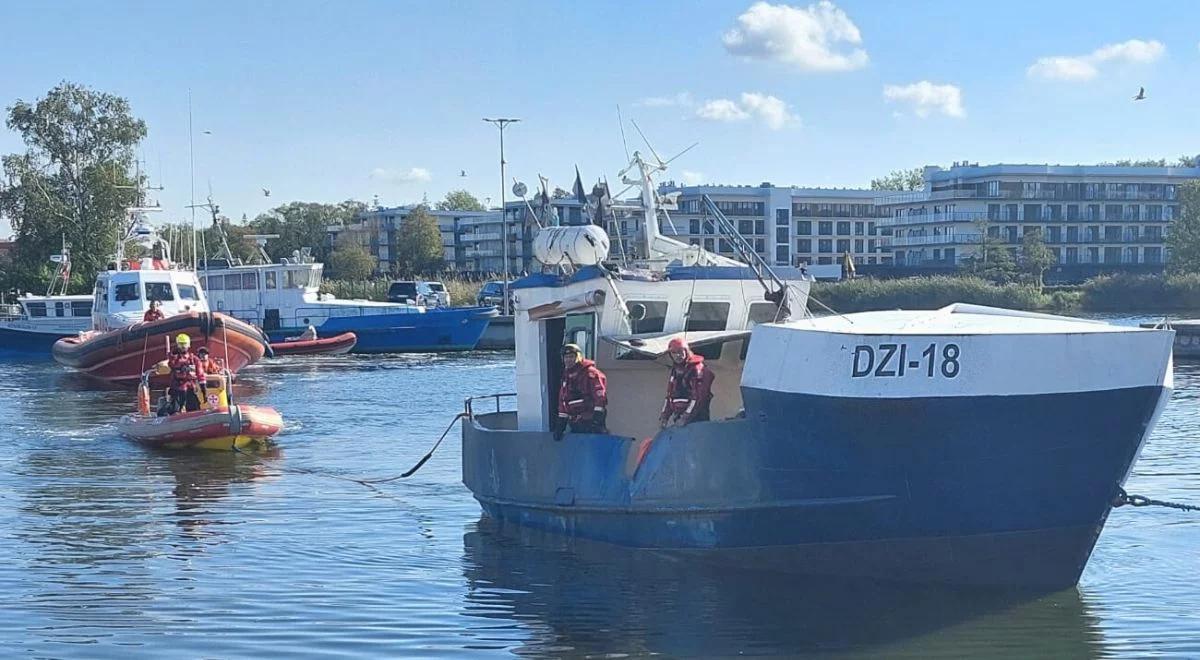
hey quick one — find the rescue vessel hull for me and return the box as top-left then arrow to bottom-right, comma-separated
52,312 -> 270,385
118,404 -> 283,450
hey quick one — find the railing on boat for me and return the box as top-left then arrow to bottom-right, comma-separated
464,392 -> 517,419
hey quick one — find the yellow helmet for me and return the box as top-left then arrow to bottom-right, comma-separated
175,333 -> 191,348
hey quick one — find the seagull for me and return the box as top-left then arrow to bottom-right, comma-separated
262,188 -> 271,197
1133,87 -> 1146,101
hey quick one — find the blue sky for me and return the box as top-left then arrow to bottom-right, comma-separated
2,0 -> 1198,236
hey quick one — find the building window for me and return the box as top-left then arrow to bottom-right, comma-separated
775,245 -> 789,264
775,208 -> 789,225
797,239 -> 812,253
796,221 -> 812,235
818,221 -> 832,236
836,221 -> 851,235
775,227 -> 788,243
755,220 -> 765,235
854,239 -> 864,253
836,239 -> 850,253
689,219 -> 700,234
818,239 -> 832,253
738,220 -> 754,235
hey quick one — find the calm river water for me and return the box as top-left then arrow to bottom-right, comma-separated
1,318 -> 1198,657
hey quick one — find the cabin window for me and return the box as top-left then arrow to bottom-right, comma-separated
685,302 -> 730,331
285,269 -> 308,289
242,272 -> 258,290
71,301 -> 92,316
747,302 -> 781,328
204,275 -> 224,291
563,312 -> 596,359
145,282 -> 174,301
626,301 -> 667,334
114,283 -> 139,302
225,274 -> 243,290
265,271 -> 278,289
178,284 -> 199,301
686,302 -> 730,359
26,302 -> 46,317
54,302 -> 66,317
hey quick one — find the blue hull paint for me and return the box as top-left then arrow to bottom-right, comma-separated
269,307 -> 496,353
462,385 -> 1165,589
0,326 -> 71,355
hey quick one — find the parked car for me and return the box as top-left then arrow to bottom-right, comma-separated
387,281 -> 425,305
476,280 -> 514,310
420,281 -> 450,307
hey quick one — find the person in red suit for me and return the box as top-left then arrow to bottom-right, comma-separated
167,333 -> 206,414
556,343 -> 608,437
143,300 -> 164,322
659,337 -> 715,427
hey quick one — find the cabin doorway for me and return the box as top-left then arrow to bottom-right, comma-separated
264,309 -> 280,332
544,317 -> 565,424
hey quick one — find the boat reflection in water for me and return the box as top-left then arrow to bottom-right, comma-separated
460,518 -> 1107,658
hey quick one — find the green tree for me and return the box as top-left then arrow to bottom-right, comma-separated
961,221 -> 1018,284
435,189 -> 486,211
328,236 -> 377,280
1167,181 -> 1200,274
1020,227 -> 1054,290
870,168 -> 924,191
249,199 -> 366,263
392,205 -> 444,275
0,82 -> 147,293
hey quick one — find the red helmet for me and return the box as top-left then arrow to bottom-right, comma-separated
667,337 -> 689,353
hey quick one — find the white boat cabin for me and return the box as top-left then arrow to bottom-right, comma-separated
92,260 -> 210,331
199,254 -> 425,333
0,294 -> 95,335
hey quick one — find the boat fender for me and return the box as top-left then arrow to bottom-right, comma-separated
228,405 -> 243,436
137,384 -> 151,416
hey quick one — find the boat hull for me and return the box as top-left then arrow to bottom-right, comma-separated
117,404 -> 283,450
0,324 -> 76,354
462,383 -> 1170,590
52,312 -> 270,384
269,306 -> 496,353
269,331 -> 357,356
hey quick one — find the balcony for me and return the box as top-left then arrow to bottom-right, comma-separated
458,232 -> 502,243
878,211 -> 987,227
888,233 -> 983,248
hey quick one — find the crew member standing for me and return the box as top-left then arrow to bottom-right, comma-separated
659,337 -> 715,427
143,300 -> 164,322
167,333 -> 206,414
556,343 -> 608,436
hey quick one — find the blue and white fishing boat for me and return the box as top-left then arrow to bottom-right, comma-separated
0,244 -> 93,353
199,236 -> 495,353
460,151 -> 1175,590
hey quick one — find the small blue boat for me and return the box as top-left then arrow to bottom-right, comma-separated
460,153 -> 1175,591
198,243 -> 495,353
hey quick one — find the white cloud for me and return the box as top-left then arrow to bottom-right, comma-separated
1027,39 -> 1165,81
635,92 -> 693,108
370,167 -> 432,185
696,92 -> 798,129
883,81 -> 965,118
681,171 -> 706,185
722,1 -> 868,72
696,98 -> 751,123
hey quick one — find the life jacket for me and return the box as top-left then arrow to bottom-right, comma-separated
168,350 -> 205,392
558,358 -> 608,420
663,354 -> 714,417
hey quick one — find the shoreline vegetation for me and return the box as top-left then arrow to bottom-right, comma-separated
813,273 -> 1200,315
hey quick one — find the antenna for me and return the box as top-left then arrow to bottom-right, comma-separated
617,106 -> 630,161
188,90 -> 196,269
665,142 -> 699,166
631,119 -> 664,167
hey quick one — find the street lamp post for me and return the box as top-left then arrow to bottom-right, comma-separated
483,117 -> 519,316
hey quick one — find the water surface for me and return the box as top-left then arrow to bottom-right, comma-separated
0,337 -> 1197,657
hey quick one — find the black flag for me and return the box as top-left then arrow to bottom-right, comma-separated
591,180 -> 611,226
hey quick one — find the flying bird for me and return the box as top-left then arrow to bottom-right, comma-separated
1133,87 -> 1146,101
262,188 -> 271,197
